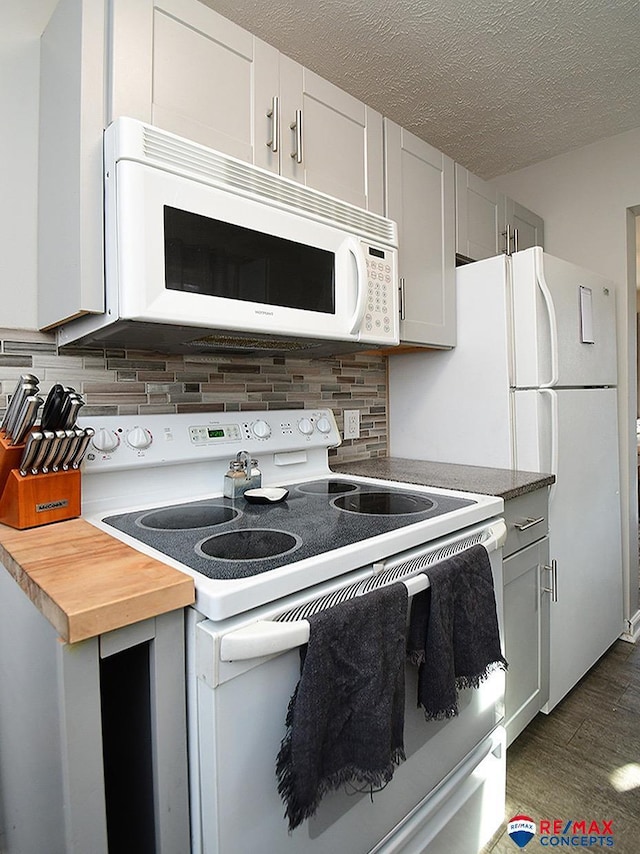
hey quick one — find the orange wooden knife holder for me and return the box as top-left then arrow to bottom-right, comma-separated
0,433 -> 25,492
0,435 -> 82,529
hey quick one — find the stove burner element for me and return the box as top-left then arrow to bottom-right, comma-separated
198,529 -> 301,561
333,491 -> 436,515
138,504 -> 239,530
296,480 -> 359,495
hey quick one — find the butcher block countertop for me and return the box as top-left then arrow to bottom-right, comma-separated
332,457 -> 555,500
0,518 -> 195,644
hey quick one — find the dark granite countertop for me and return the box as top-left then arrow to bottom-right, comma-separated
331,457 -> 555,501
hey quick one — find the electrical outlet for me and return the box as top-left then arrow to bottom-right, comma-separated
343,409 -> 360,440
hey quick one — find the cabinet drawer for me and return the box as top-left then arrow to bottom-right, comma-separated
503,489 -> 549,558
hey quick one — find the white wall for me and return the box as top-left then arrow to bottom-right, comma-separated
0,0 -> 57,330
493,129 -> 640,629
493,127 -> 640,284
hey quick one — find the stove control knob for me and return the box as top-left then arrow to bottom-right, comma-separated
316,416 -> 332,434
92,428 -> 120,453
297,417 -> 314,436
252,419 -> 271,439
126,426 -> 153,450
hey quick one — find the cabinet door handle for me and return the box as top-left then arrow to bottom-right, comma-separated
399,277 -> 406,321
502,224 -> 511,255
542,559 -> 558,603
290,109 -> 303,164
266,95 -> 279,153
513,515 -> 545,531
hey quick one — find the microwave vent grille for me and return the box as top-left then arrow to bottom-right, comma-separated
141,127 -> 396,246
185,334 -> 320,352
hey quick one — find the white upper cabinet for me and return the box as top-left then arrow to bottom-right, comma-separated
109,0 -> 383,212
276,60 -> 384,211
455,163 -> 545,262
110,0 -> 275,164
385,120 -> 456,348
455,164 -> 502,261
502,197 -> 545,254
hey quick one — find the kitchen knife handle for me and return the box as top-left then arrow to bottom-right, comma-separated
41,430 -> 67,474
63,396 -> 85,429
41,383 -> 65,432
1,375 -> 39,434
51,429 -> 77,472
18,431 -> 44,476
4,383 -> 38,441
70,427 -> 95,469
60,428 -> 85,471
12,395 -> 43,446
29,429 -> 55,475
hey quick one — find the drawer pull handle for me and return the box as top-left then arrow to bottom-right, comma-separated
513,515 -> 545,531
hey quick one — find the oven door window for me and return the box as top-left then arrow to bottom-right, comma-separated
164,206 -> 335,314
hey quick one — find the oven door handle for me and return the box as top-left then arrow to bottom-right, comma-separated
219,519 -> 506,662
219,573 -> 431,662
220,619 -> 312,661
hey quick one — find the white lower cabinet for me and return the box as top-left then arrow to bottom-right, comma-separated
0,568 -> 189,854
502,489 -> 551,746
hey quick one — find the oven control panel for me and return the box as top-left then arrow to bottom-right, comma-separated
78,408 -> 341,473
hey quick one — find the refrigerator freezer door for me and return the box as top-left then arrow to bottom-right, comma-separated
513,386 -> 624,712
511,248 -> 617,388
389,255 -> 513,467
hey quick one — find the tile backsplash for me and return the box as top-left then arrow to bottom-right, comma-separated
0,329 -> 388,464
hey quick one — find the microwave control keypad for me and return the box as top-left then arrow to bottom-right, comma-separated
365,256 -> 393,338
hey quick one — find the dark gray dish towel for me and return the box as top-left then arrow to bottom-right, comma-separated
407,543 -> 507,720
276,582 -> 409,831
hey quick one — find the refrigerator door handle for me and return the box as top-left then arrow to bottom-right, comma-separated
538,388 -> 558,504
535,251 -> 559,387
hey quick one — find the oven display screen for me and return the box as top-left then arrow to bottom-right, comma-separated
189,424 -> 241,444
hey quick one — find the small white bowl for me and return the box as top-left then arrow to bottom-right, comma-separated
243,487 -> 289,504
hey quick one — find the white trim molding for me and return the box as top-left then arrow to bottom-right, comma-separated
620,609 -> 640,643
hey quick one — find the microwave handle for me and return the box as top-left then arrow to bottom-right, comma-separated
347,238 -> 368,334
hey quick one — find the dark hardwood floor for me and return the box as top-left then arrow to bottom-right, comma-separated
484,639 -> 640,852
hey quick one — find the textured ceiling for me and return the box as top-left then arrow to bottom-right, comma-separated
200,0 -> 640,179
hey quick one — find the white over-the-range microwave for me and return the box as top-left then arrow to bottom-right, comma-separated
57,117 -> 400,357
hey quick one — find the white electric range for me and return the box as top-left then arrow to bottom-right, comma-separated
79,408 -> 507,854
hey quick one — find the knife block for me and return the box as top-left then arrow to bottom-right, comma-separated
0,433 -> 26,496
0,469 -> 81,529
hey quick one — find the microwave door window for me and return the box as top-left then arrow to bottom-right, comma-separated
164,207 -> 335,314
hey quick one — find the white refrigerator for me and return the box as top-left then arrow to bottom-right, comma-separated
389,247 -> 624,712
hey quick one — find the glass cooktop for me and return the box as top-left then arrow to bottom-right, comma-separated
102,479 -> 475,581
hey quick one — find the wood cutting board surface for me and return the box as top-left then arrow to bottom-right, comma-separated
0,517 -> 194,643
